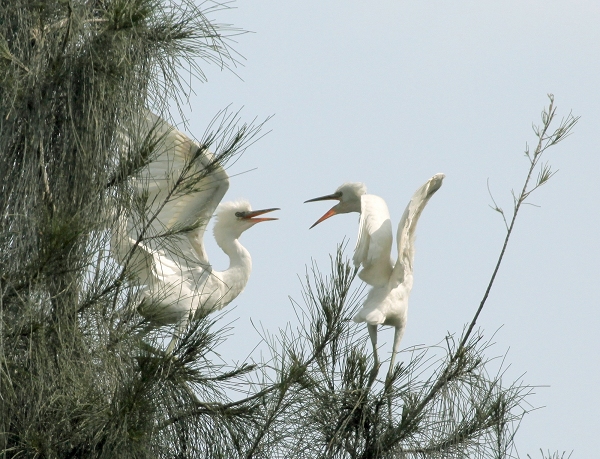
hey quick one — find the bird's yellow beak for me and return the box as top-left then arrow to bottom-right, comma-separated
237,208 -> 280,223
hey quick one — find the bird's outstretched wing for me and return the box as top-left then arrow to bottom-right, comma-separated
112,223 -> 210,325
353,194 -> 394,287
133,111 -> 230,266
390,173 -> 444,288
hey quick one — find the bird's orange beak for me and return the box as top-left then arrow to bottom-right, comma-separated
304,191 -> 342,229
309,207 -> 338,229
238,208 -> 280,223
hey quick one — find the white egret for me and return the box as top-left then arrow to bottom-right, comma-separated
306,174 -> 444,379
306,182 -> 393,287
112,111 -> 279,352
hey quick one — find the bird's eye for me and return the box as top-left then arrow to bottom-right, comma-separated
235,212 -> 244,218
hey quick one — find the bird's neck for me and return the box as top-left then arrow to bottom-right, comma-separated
346,197 -> 362,214
215,233 -> 252,304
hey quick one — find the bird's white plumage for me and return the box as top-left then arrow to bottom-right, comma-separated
354,194 -> 393,287
306,182 -> 393,287
134,111 -> 230,266
112,111 -> 277,351
390,173 -> 445,289
354,173 -> 444,378
306,173 -> 444,380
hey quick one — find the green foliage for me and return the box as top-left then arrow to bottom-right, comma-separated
0,1 -> 245,457
0,1 -> 576,458
244,251 -> 531,458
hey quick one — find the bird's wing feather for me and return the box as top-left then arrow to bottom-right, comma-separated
134,111 -> 229,266
111,220 -> 163,289
112,213 -> 212,319
390,174 -> 444,288
354,194 -> 393,286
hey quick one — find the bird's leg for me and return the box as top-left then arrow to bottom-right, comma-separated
367,324 -> 380,387
386,325 -> 405,381
165,335 -> 178,354
385,325 -> 406,420
165,318 -> 188,354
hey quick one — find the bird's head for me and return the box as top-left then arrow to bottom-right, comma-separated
304,182 -> 366,229
213,200 -> 279,242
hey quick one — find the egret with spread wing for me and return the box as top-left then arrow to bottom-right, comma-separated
112,111 -> 278,352
306,174 -> 444,379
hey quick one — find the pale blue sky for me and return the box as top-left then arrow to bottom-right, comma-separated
175,1 -> 599,456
